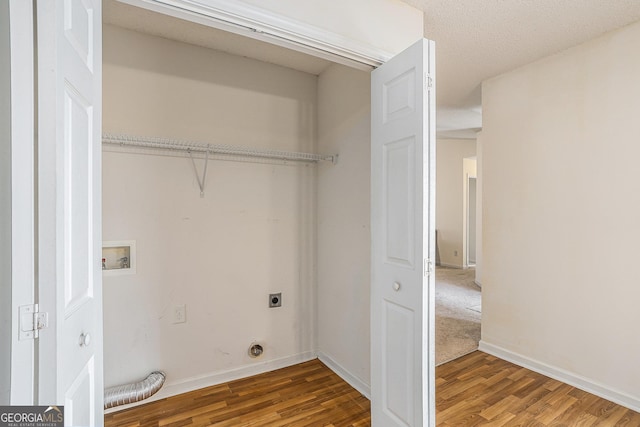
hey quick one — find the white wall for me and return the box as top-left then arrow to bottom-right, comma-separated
103,25 -> 317,392
435,139 -> 476,268
0,0 -> 11,405
481,21 -> 640,409
317,64 -> 371,393
238,0 -> 423,56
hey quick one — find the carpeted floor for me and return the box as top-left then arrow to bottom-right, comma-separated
435,266 -> 481,365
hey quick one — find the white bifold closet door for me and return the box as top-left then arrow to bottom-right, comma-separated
36,0 -> 104,425
370,38 -> 436,427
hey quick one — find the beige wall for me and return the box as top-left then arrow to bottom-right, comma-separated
436,138 -> 476,268
317,64 -> 371,393
482,21 -> 640,409
103,25 -> 317,391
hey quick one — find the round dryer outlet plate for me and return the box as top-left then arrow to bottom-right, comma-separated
269,293 -> 282,308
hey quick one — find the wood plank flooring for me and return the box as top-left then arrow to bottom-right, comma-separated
104,359 -> 370,427
105,352 -> 640,426
436,351 -> 640,426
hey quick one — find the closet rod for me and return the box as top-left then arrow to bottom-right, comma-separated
102,133 -> 337,164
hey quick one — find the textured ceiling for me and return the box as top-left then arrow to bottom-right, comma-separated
105,0 -> 640,137
405,0 -> 640,136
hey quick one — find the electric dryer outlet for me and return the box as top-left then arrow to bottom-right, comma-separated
269,293 -> 282,308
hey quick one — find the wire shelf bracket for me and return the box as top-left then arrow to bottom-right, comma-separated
189,145 -> 210,198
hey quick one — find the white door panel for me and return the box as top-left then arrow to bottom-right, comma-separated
371,38 -> 435,427
384,137 -> 416,267
37,0 -> 103,425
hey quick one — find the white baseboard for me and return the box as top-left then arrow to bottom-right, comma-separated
317,352 -> 371,399
104,351 -> 316,414
479,341 -> 640,413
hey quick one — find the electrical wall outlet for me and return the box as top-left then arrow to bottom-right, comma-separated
454,250 -> 458,257
173,304 -> 186,324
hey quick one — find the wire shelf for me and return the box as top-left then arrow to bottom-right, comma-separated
102,133 -> 336,164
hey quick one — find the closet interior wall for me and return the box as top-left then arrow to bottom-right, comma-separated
102,24 -> 318,389
316,64 -> 371,392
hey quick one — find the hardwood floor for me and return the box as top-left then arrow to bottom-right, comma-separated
105,352 -> 640,426
104,359 -> 370,427
436,351 -> 640,426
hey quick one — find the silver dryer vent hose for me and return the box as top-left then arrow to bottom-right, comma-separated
104,371 -> 166,409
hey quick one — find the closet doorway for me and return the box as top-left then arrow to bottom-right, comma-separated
467,176 -> 477,267
6,0 -> 434,422
462,156 -> 477,269
99,0 -> 435,425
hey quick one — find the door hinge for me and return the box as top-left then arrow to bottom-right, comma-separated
423,259 -> 434,277
19,304 -> 49,340
424,73 -> 433,92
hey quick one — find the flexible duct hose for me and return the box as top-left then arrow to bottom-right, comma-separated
104,371 -> 166,409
